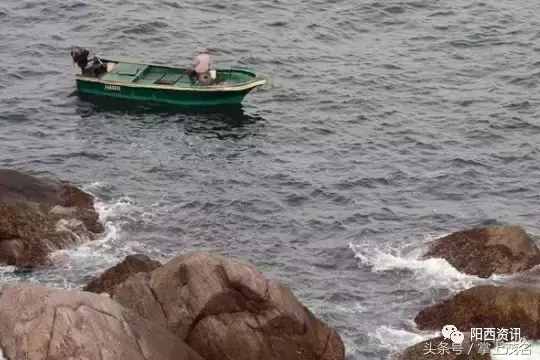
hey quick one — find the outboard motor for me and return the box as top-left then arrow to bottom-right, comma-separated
71,47 -> 107,77
71,47 -> 90,71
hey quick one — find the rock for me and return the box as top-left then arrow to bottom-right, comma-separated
0,169 -> 104,267
84,254 -> 162,294
105,252 -> 345,360
398,335 -> 491,360
423,225 -> 540,277
415,285 -> 540,340
0,284 -> 204,360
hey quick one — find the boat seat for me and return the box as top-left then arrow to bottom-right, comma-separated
154,72 -> 185,85
115,63 -> 143,76
102,63 -> 148,82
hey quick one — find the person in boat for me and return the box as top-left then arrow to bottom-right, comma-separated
187,49 -> 216,85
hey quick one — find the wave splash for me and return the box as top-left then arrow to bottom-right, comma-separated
373,325 -> 438,355
348,234 -> 493,292
0,183 -> 143,288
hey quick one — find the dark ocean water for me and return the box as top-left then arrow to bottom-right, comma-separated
2,0 -> 540,358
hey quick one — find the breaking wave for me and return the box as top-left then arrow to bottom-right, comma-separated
0,184 -> 143,288
349,235 -> 493,292
372,325 -> 438,355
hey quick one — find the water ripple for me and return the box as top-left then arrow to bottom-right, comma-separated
2,0 -> 540,359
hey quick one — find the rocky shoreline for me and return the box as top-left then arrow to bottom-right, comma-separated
399,225 -> 540,359
0,169 -> 104,268
0,169 -> 345,360
1,169 -> 539,359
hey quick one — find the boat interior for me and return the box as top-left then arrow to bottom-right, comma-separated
93,61 -> 256,88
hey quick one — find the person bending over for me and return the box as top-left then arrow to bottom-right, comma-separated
187,49 -> 216,85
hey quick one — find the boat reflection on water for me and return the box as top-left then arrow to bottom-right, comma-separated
182,108 -> 264,140
75,93 -> 265,140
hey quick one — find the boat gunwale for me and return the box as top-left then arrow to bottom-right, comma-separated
76,57 -> 266,92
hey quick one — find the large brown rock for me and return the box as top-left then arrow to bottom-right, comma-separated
0,169 -> 104,267
97,252 -> 345,360
84,254 -> 161,293
423,225 -> 540,278
416,285 -> 540,339
397,335 -> 491,360
0,284 -> 204,360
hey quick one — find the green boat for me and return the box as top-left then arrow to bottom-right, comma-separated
71,49 -> 266,107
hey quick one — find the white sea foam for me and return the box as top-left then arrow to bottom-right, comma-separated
82,181 -> 107,193
0,265 -> 18,284
334,302 -> 367,314
56,196 -> 136,252
349,237 -> 492,291
44,190 -> 146,287
0,185 -> 134,287
311,301 -> 367,317
0,266 -> 16,274
94,196 -> 138,224
373,325 -> 438,354
376,329 -> 540,360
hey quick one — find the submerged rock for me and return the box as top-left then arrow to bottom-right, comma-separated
0,284 -> 203,360
84,254 -> 161,293
0,169 -> 104,267
92,251 -> 345,360
398,335 -> 491,360
423,225 -> 540,278
415,285 -> 540,340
